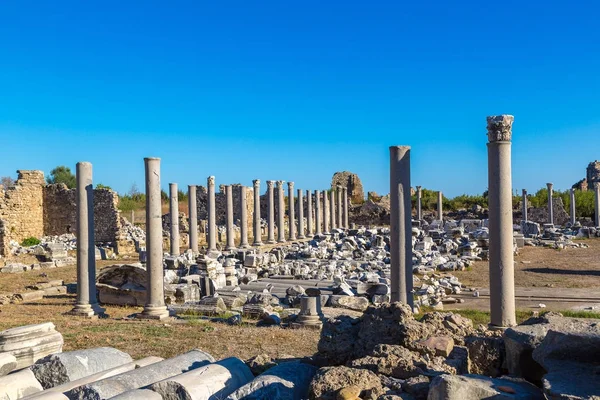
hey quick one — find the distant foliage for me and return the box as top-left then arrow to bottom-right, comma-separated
21,237 -> 41,247
46,166 -> 76,188
118,182 -> 146,212
1,176 -> 15,188
526,187 -> 595,218
96,183 -> 112,190
178,189 -> 188,202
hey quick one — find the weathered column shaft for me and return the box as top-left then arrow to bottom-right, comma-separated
570,188 -> 576,226
330,189 -> 336,230
416,186 -> 422,220
277,181 -> 286,242
595,183 -> 600,227
288,182 -> 296,240
337,186 -> 343,228
323,190 -> 330,233
437,191 -> 443,222
297,189 -> 305,239
239,186 -> 249,248
314,190 -> 322,235
306,190 -> 314,236
522,189 -> 528,222
252,180 -> 263,246
207,176 -> 217,251
389,146 -> 413,307
140,158 -> 168,319
487,115 -> 516,328
169,183 -> 180,256
225,185 -> 235,250
188,185 -> 198,253
547,183 -> 554,225
71,162 -> 104,317
342,187 -> 349,229
267,181 -> 276,243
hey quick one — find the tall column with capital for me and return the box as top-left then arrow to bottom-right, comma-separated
323,190 -> 330,233
276,180 -> 286,242
169,183 -> 180,256
416,186 -> 422,220
266,181 -> 276,244
252,180 -> 263,246
343,186 -> 349,229
315,190 -> 322,235
188,185 -> 198,253
306,190 -> 314,236
297,189 -> 305,239
487,115 -> 516,328
239,185 -> 250,248
288,182 -> 296,240
138,157 -> 168,320
547,183 -> 554,225
522,189 -> 528,223
207,176 -> 217,251
570,188 -> 576,226
225,185 -> 235,250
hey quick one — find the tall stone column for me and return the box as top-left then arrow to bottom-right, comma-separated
437,191 -> 443,223
595,183 -> 600,227
276,180 -> 286,242
288,182 -> 296,240
487,115 -> 516,328
297,189 -> 305,239
522,189 -> 528,222
343,186 -> 349,229
252,180 -> 263,246
225,185 -> 235,250
307,190 -> 314,236
139,157 -> 168,320
336,186 -> 343,228
416,186 -> 422,220
389,147 -> 413,307
330,188 -> 336,230
169,183 -> 180,256
323,190 -> 330,233
239,185 -> 250,248
547,183 -> 554,225
315,190 -> 322,235
188,185 -> 198,253
70,162 -> 104,317
570,188 -> 576,226
207,176 -> 217,251
266,181 -> 276,244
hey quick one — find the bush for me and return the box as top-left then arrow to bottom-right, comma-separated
21,237 -> 41,247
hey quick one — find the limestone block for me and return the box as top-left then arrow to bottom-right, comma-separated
428,374 -> 543,400
0,368 -> 43,400
0,353 -> 17,377
0,323 -> 63,369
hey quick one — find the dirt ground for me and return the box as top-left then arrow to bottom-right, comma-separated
454,238 -> 600,289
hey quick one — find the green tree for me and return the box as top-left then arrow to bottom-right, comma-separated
96,183 -> 112,190
46,166 -> 76,188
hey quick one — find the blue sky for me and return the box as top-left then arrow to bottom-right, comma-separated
1,1 -> 599,198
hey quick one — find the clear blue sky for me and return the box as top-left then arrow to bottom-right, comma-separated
1,1 -> 599,198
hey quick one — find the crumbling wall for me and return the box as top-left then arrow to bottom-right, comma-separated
587,161 -> 600,184
0,171 -> 45,255
332,171 -> 364,204
195,184 -> 254,227
527,196 -> 570,226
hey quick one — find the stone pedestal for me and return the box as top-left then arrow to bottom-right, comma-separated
306,190 -> 313,236
288,182 -> 296,240
207,176 -> 217,251
389,146 -> 413,307
547,183 -> 554,225
169,183 -> 180,256
297,189 -> 305,239
276,181 -> 286,243
487,115 -> 516,328
252,180 -> 263,246
138,158 -> 169,320
70,162 -> 104,317
225,185 -> 235,250
291,296 -> 323,329
314,190 -> 322,235
416,186 -> 422,220
239,185 -> 250,248
188,185 -> 198,253
266,181 -> 276,244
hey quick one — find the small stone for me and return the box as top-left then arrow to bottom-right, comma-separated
336,385 -> 361,400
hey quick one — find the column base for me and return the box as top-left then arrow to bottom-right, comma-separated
298,235 -> 306,239
225,245 -> 236,251
239,243 -> 251,249
288,236 -> 297,241
137,306 -> 169,320
277,239 -> 286,243
252,242 -> 263,247
290,315 -> 323,330
68,303 -> 105,318
488,323 -> 512,331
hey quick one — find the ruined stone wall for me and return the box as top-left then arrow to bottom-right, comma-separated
195,184 -> 254,227
0,171 -> 45,255
332,171 -> 364,204
587,161 -> 600,184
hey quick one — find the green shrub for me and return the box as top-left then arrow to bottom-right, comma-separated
21,237 -> 41,247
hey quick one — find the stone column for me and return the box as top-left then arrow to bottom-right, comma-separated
487,115 -> 516,328
169,183 -> 179,256
336,186 -> 343,228
288,182 -> 296,240
70,162 -> 105,317
207,176 -> 217,251
330,188 -> 336,230
547,183 -> 554,225
570,188 -> 576,226
306,190 -> 314,236
266,181 -> 276,244
314,190 -> 322,235
416,186 -> 422,220
297,189 -> 305,239
323,190 -> 330,233
522,189 -> 528,222
139,157 -> 168,320
131,210 -> 135,224
437,191 -> 443,223
225,185 -> 235,250
343,186 -> 349,229
276,180 -> 286,242
389,147 -> 413,307
239,185 -> 250,248
595,183 -> 600,227
188,185 -> 198,253
252,180 -> 263,246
